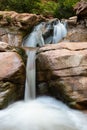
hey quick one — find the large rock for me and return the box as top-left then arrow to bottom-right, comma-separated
65,0 -> 87,42
65,15 -> 87,42
36,42 -> 87,109
74,0 -> 87,19
73,0 -> 87,28
65,23 -> 87,42
0,42 -> 26,109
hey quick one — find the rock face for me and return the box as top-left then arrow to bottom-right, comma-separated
65,15 -> 87,42
0,11 -> 45,46
36,42 -> 87,109
65,0 -> 87,42
65,23 -> 87,42
74,0 -> 87,19
0,42 -> 26,109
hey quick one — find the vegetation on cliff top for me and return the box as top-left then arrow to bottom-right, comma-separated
0,0 -> 80,18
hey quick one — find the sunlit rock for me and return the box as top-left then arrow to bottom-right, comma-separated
36,42 -> 87,109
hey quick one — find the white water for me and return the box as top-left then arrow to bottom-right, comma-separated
0,96 -> 87,130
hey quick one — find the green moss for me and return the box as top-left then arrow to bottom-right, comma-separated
0,0 -> 80,18
14,47 -> 27,65
6,16 -> 12,24
0,81 -> 16,109
0,14 -> 3,20
48,81 -> 75,105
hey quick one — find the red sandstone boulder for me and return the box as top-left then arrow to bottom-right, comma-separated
36,42 -> 87,109
0,42 -> 26,109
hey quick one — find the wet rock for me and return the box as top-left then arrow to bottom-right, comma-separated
36,42 -> 87,109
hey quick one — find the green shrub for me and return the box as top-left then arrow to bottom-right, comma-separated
0,15 -> 3,20
54,0 -> 80,18
36,1 -> 58,17
9,0 -> 40,13
0,0 -> 80,18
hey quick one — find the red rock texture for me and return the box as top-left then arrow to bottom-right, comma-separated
36,42 -> 87,109
0,42 -> 26,109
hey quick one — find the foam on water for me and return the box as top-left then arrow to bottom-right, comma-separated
0,96 -> 87,130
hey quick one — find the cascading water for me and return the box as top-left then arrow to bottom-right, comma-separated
0,20 -> 87,130
23,19 -> 67,47
23,20 -> 67,100
24,50 -> 36,100
23,23 -> 46,100
52,20 -> 67,43
23,22 -> 45,47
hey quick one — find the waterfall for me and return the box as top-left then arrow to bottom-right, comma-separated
23,23 -> 46,100
23,20 -> 67,47
23,23 -> 45,47
0,20 -> 87,130
24,50 -> 36,100
52,21 -> 67,43
23,20 -> 67,100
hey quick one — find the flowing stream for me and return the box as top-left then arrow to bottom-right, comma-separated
0,20 -> 87,130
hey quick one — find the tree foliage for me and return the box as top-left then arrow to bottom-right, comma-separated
54,0 -> 80,18
0,0 -> 80,18
0,0 -> 41,13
